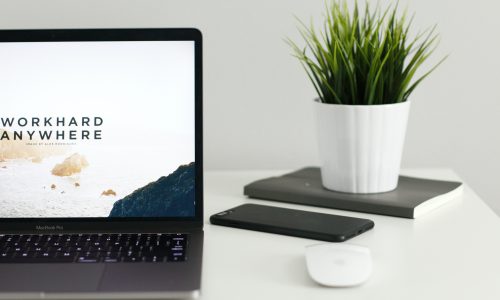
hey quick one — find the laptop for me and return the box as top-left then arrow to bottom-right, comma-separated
0,28 -> 203,299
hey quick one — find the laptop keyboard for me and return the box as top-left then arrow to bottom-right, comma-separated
0,233 -> 187,263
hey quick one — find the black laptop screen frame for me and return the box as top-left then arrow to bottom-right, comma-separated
0,28 -> 203,232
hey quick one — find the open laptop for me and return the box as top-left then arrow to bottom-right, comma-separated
0,28 -> 203,299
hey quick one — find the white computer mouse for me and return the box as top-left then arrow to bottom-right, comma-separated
305,243 -> 372,287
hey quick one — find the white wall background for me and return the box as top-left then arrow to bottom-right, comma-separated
0,0 -> 499,216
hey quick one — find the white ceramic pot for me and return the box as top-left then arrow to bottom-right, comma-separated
315,100 -> 410,194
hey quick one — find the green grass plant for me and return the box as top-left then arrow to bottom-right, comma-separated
288,0 -> 446,105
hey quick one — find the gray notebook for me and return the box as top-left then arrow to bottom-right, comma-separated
244,167 -> 463,219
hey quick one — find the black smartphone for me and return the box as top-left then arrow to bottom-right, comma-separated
210,204 -> 374,242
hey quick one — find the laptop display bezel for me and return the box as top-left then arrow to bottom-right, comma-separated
0,28 -> 203,232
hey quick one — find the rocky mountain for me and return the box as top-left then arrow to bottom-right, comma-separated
0,129 -> 68,161
108,162 -> 195,217
51,153 -> 89,176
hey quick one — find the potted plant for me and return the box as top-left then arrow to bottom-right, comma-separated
288,1 -> 446,193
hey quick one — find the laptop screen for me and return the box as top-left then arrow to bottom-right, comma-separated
0,40 -> 196,218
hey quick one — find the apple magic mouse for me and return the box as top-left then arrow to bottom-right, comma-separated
305,243 -> 372,287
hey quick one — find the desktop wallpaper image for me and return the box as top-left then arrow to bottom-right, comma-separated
0,41 -> 196,218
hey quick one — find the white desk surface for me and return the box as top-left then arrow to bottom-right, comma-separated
200,169 -> 500,300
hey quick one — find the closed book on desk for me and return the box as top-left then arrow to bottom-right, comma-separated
244,167 -> 463,219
